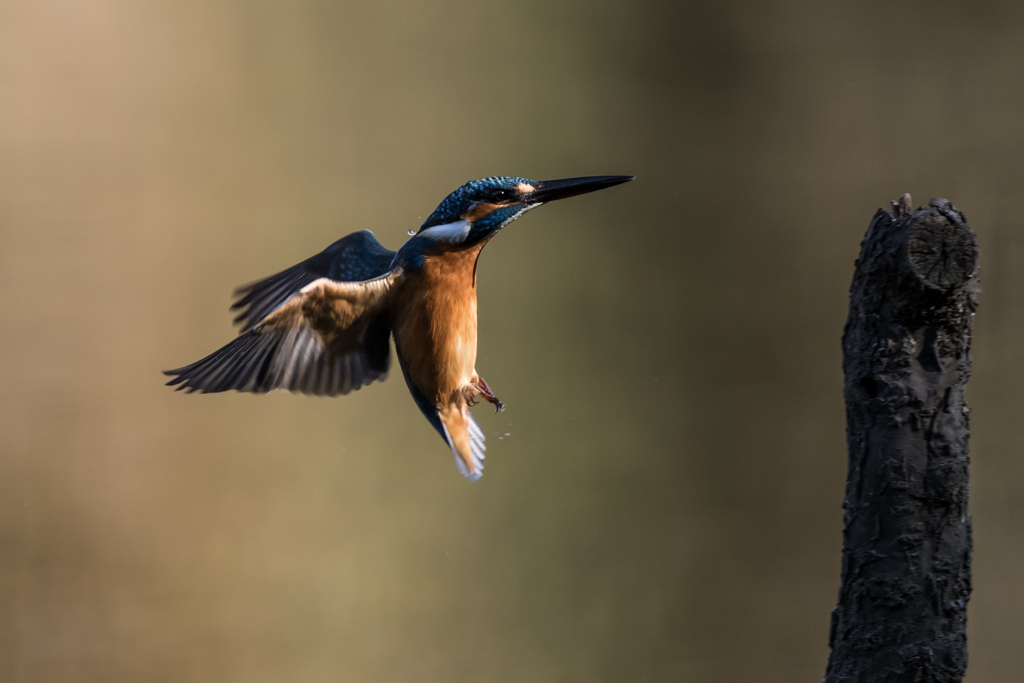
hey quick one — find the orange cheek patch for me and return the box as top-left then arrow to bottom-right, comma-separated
516,182 -> 536,195
463,202 -> 507,222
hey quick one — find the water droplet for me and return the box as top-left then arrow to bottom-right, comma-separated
504,433 -> 511,436
407,229 -> 416,236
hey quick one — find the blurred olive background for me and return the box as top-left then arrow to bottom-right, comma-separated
2,1 -> 1023,681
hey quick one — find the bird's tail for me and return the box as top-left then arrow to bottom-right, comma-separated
439,408 -> 486,481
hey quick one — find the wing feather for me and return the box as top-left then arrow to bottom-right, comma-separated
165,270 -> 401,396
231,230 -> 395,331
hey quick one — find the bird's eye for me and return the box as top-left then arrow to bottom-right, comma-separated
491,189 -> 510,201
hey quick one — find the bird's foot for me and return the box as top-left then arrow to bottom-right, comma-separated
472,376 -> 505,413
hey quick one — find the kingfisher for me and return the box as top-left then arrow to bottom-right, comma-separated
165,175 -> 634,480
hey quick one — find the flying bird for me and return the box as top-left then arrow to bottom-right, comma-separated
165,175 -> 634,480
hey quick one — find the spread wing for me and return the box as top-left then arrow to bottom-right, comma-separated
164,271 -> 401,396
230,230 -> 395,332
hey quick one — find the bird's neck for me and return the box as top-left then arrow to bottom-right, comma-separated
417,240 -> 487,290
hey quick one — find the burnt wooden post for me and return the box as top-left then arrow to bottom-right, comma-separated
824,195 -> 979,683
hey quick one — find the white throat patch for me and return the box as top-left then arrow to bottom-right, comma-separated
418,219 -> 472,244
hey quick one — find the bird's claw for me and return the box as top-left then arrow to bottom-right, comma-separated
471,376 -> 504,413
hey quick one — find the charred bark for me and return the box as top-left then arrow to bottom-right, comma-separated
824,195 -> 979,683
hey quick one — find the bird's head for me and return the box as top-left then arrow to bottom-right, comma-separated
415,175 -> 634,245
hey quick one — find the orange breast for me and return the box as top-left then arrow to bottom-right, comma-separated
393,244 -> 483,408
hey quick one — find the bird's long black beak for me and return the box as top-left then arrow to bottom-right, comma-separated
529,175 -> 634,203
